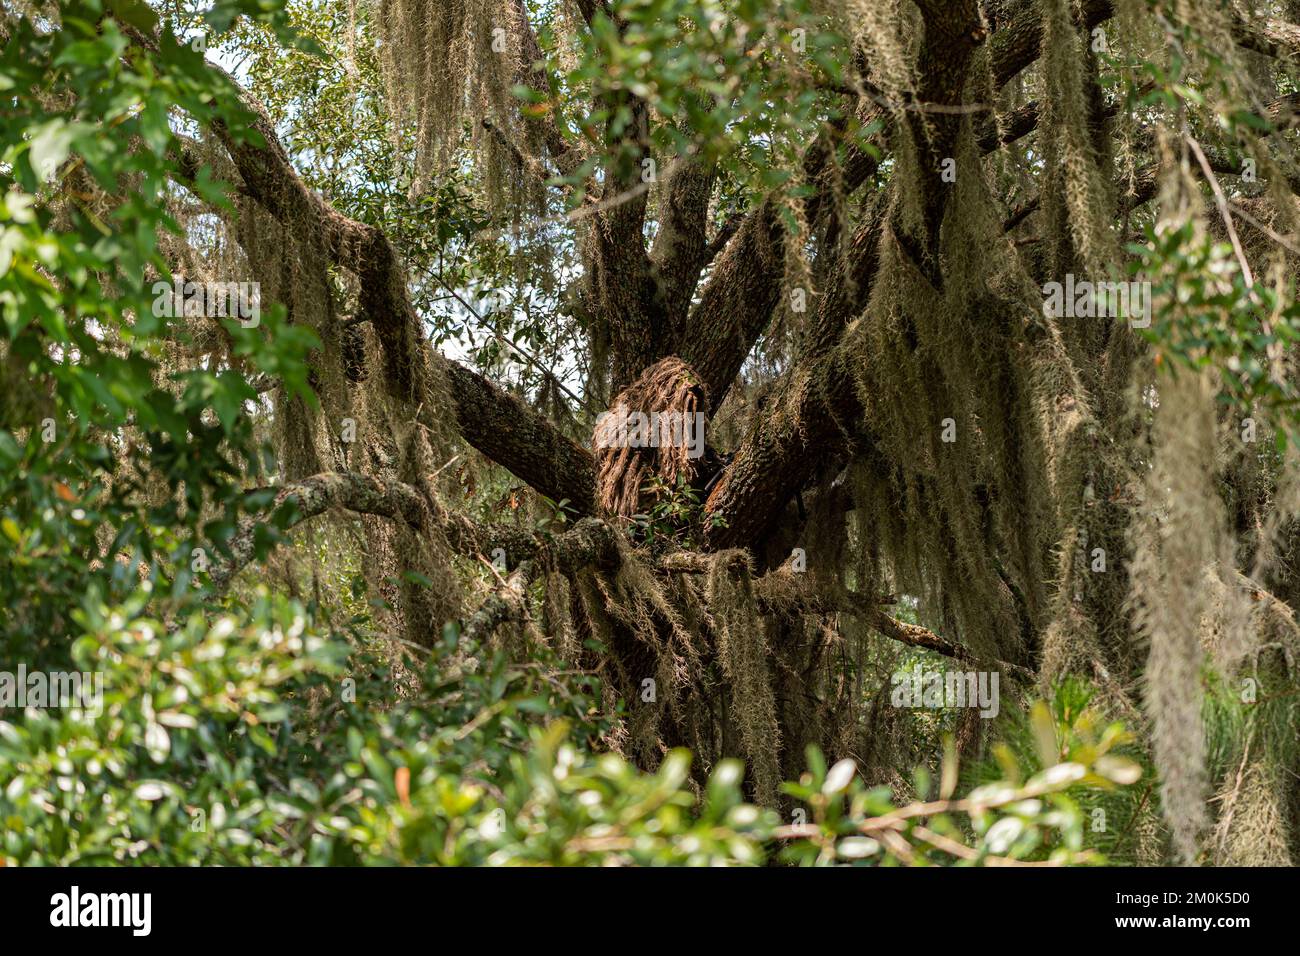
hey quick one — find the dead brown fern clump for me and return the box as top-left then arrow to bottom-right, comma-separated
594,357 -> 709,518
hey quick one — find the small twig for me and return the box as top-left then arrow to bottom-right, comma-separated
426,454 -> 462,483
1185,130 -> 1255,289
478,553 -> 509,587
1229,199 -> 1300,256
427,268 -> 589,413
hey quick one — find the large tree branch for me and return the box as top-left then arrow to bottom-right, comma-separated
575,5 -> 662,394
181,57 -> 602,514
649,149 -> 718,349
680,195 -> 787,413
212,471 -> 619,590
683,123 -> 876,414
894,0 -> 985,275
701,346 -> 859,551
442,362 -> 597,514
986,0 -> 1114,88
1233,14 -> 1300,60
682,0 -> 1081,416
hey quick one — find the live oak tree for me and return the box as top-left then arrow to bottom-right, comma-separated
7,0 -> 1300,865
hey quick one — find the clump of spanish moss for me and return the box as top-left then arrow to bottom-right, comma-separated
376,0 -> 543,209
845,127 -> 1070,665
705,552 -> 782,806
834,0 -> 917,118
1038,0 -> 1117,276
1212,755 -> 1293,866
1128,370 -> 1221,864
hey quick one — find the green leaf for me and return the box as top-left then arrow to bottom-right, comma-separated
28,120 -> 86,181
106,0 -> 160,33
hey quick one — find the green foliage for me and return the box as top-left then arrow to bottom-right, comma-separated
552,0 -> 864,199
1117,5 -> 1300,446
629,473 -> 723,547
0,585 -> 1133,865
0,0 -> 322,667
0,584 -> 605,864
961,680 -> 1157,865
1133,223 -> 1300,446
1203,661 -> 1300,782
1,590 -> 341,863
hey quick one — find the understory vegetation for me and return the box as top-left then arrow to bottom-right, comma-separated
2,0 -> 1300,866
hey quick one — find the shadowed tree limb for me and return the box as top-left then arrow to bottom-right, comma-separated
460,559 -> 536,643
649,148 -> 719,350
211,472 -> 621,591
750,571 -> 1035,677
